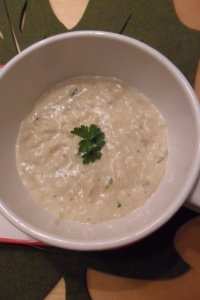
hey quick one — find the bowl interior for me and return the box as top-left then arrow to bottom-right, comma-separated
0,32 -> 199,250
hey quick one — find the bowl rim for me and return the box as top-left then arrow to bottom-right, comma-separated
1,30 -> 200,251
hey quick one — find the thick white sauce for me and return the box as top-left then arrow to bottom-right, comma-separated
16,77 -> 168,223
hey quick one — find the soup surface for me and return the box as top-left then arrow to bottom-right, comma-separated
16,76 -> 168,223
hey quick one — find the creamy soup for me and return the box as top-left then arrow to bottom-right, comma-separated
16,76 -> 168,223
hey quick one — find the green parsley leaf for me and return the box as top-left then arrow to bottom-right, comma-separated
71,125 -> 89,139
117,201 -> 122,208
71,124 -> 106,164
82,149 -> 102,164
79,140 -> 94,153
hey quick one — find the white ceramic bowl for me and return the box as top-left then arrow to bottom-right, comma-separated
0,31 -> 200,250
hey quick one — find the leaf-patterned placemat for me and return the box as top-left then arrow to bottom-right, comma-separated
0,1 -> 200,299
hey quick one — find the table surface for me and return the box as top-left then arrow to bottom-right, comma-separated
47,1 -> 200,298
1,1 -> 200,299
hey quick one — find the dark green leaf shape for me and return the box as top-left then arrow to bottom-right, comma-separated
0,208 -> 197,300
87,124 -> 102,140
1,0 -> 200,86
120,0 -> 200,86
1,1 -> 200,300
79,139 -> 94,153
82,147 -> 102,164
75,0 -> 200,85
71,124 -> 105,164
43,207 -> 197,300
0,0 -> 17,63
0,244 -> 61,300
71,125 -> 90,139
0,0 -> 67,62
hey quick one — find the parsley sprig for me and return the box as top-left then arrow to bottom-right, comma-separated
71,124 -> 106,164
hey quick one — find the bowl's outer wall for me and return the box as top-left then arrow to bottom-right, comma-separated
0,32 -> 200,250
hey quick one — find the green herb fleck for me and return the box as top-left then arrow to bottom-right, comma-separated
106,177 -> 113,188
70,87 -> 78,97
71,124 -> 106,164
117,201 -> 122,208
157,156 -> 165,163
157,151 -> 168,163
